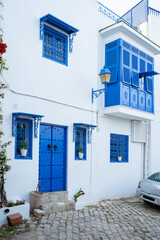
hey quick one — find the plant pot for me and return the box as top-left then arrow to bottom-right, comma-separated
20,149 -> 28,157
78,152 -> 84,159
30,191 -> 44,213
0,203 -> 30,226
118,156 -> 122,161
75,202 -> 84,210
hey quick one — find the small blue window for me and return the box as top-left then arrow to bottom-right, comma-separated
43,26 -> 68,66
110,133 -> 129,163
75,128 -> 86,160
15,119 -> 33,159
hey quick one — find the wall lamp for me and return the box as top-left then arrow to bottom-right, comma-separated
92,67 -> 111,103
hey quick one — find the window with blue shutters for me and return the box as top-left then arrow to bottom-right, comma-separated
110,133 -> 129,163
15,119 -> 33,159
75,128 -> 86,160
43,25 -> 68,66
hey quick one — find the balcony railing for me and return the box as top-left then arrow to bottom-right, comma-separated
97,1 -> 140,32
149,7 -> 160,17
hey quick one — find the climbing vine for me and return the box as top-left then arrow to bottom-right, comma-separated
0,39 -> 11,205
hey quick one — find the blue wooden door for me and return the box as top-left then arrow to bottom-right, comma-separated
39,124 -> 67,192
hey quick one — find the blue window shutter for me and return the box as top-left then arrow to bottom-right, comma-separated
109,66 -> 117,83
123,67 -> 131,84
123,50 -> 130,66
140,59 -> 145,72
147,63 -> 152,71
132,71 -> 139,87
132,55 -> 138,70
107,49 -> 117,66
105,47 -> 118,83
147,63 -> 153,93
146,77 -> 153,93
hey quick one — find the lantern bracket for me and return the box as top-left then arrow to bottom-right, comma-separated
92,86 -> 107,103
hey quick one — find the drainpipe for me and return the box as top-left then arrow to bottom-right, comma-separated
143,121 -> 151,178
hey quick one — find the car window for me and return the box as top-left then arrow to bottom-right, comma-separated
148,173 -> 160,182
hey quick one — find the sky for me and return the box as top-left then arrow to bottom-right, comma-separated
99,0 -> 160,16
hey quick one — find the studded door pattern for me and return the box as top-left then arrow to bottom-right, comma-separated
52,126 -> 65,191
39,125 -> 66,192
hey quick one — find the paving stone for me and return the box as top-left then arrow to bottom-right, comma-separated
4,196 -> 160,240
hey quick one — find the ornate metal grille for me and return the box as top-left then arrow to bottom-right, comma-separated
110,133 -> 128,163
43,27 -> 67,65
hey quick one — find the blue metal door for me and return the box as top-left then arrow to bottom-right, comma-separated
39,124 -> 67,192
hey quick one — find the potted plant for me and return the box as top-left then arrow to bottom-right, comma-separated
30,181 -> 44,213
20,141 -> 28,157
78,148 -> 84,159
74,188 -> 85,210
0,199 -> 30,226
118,154 -> 122,161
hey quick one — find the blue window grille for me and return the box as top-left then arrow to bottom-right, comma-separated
75,128 -> 86,160
15,119 -> 33,159
110,133 -> 129,163
43,26 -> 68,66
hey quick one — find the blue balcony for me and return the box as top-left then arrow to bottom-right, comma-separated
104,38 -> 154,118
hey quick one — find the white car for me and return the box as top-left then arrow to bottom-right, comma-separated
136,172 -> 160,206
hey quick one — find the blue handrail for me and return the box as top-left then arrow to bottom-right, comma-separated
149,7 -> 160,17
97,1 -> 140,32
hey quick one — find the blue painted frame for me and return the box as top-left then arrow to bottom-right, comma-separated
105,38 -> 154,113
15,118 -> 33,160
110,133 -> 129,163
75,127 -> 87,161
40,123 -> 68,191
43,25 -> 68,66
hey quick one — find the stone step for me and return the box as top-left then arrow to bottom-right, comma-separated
40,200 -> 75,213
41,191 -> 68,204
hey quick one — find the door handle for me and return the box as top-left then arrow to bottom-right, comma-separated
48,144 -> 51,149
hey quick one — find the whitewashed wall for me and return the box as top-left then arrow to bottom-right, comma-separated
140,13 -> 160,175
1,0 -> 158,205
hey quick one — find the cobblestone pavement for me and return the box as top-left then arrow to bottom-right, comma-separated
4,197 -> 160,240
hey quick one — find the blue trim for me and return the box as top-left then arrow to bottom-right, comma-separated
110,133 -> 129,163
73,123 -> 97,128
15,118 -> 33,160
147,0 -> 149,22
12,112 -> 44,118
97,1 -> 141,32
12,112 -> 44,138
40,14 -> 79,35
75,127 -> 87,161
40,14 -> 78,53
92,87 -> 106,103
149,7 -> 160,17
105,38 -> 155,113
39,123 -> 68,191
121,0 -> 144,18
139,71 -> 159,77
73,123 -> 97,144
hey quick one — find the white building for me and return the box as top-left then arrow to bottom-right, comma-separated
1,0 -> 160,207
